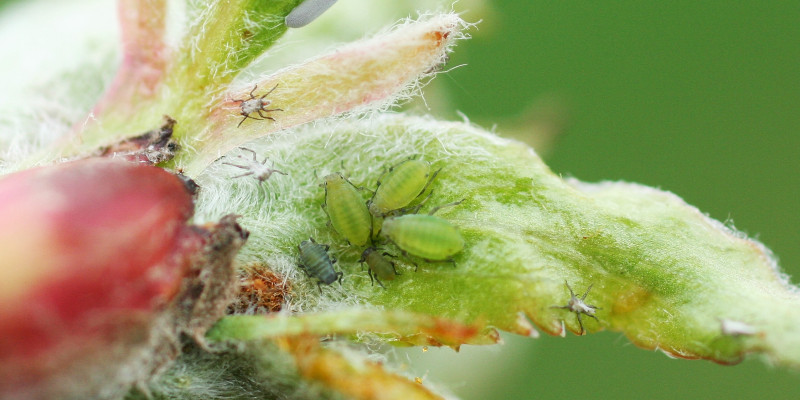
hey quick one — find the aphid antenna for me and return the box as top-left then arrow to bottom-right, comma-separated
261,83 -> 279,98
418,167 -> 443,199
427,198 -> 464,216
400,190 -> 435,215
238,147 -> 260,161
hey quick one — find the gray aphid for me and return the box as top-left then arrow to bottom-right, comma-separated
285,0 -> 338,28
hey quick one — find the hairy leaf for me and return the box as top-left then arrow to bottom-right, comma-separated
196,113 -> 800,367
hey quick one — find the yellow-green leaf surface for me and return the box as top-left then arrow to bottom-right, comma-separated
196,113 -> 800,367
209,310 -> 501,348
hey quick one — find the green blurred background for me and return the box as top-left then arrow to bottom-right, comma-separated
403,1 -> 800,399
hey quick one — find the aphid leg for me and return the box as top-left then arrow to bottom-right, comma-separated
240,147 -> 260,163
271,161 -> 288,176
423,257 -> 457,268
237,113 -> 262,128
335,271 -> 344,285
383,252 -> 402,276
369,269 -> 387,289
298,264 -> 311,278
396,248 -> 420,272
256,110 -> 277,121
427,198 -> 464,216
575,313 -> 585,335
249,84 -> 259,99
230,171 -> 256,179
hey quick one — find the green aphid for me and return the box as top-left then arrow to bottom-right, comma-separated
368,158 -> 440,217
322,173 -> 372,246
380,201 -> 464,262
359,248 -> 401,288
297,238 -> 342,290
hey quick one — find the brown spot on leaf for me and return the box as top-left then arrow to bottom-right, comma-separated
612,285 -> 651,315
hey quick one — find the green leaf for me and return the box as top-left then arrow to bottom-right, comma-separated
174,14 -> 466,175
196,113 -> 800,367
173,0 -> 304,90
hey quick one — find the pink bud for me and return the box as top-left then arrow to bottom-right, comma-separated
0,158 -> 245,399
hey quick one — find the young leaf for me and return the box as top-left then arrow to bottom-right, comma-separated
176,13 -> 467,175
197,113 -> 800,367
209,310 -> 501,348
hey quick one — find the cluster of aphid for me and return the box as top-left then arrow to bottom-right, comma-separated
220,151 -> 465,292
299,158 -> 466,291
224,101 -> 601,329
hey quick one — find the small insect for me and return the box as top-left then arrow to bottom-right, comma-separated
232,84 -> 282,127
222,147 -> 287,185
359,248 -> 401,288
322,173 -> 372,246
380,201 -> 464,265
285,0 -> 338,28
368,158 -> 440,217
297,238 -> 342,291
551,281 -> 601,335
